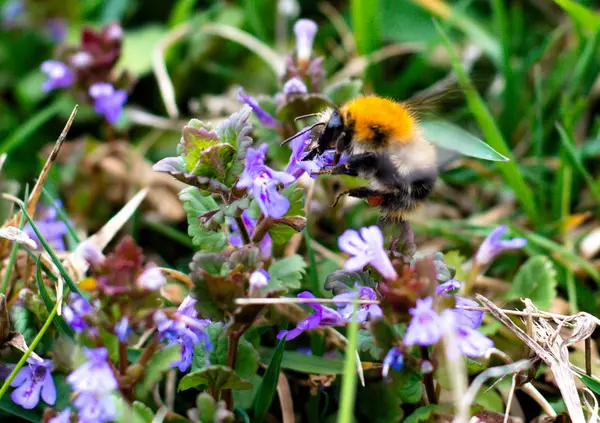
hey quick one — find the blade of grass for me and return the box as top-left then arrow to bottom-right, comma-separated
41,188 -> 80,244
0,101 -> 61,154
0,186 -> 29,295
337,304 -> 359,423
19,204 -> 82,297
434,21 -> 538,224
35,256 -> 74,338
252,335 -> 286,423
556,124 -> 600,204
0,300 -> 59,400
554,0 -> 600,33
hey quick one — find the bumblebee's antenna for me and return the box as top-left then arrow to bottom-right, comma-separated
294,113 -> 319,122
280,122 -> 325,146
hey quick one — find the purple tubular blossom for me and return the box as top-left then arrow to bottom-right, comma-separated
382,347 -> 403,379
41,61 -> 74,92
66,347 -> 117,394
436,279 -> 461,295
338,226 -> 398,281
70,51 -> 93,69
237,144 -> 295,218
230,210 -> 272,258
283,77 -> 308,95
79,240 -> 105,268
73,391 -> 116,423
115,316 -> 130,343
333,284 -> 382,323
89,83 -> 127,124
294,19 -> 318,61
277,292 -> 344,340
404,297 -> 443,347
10,359 -> 56,409
237,88 -> 279,128
441,310 -> 493,358
23,200 -> 69,251
452,296 -> 483,330
475,225 -> 526,267
156,296 -> 211,372
62,293 -> 93,333
49,408 -> 71,423
249,269 -> 269,290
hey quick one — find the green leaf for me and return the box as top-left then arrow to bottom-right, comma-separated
356,382 -> 404,423
180,187 -> 227,252
215,106 -> 254,185
368,318 -> 398,352
421,120 -> 508,162
259,347 -> 346,374
268,255 -> 307,290
132,401 -> 155,423
403,404 -> 446,423
234,374 -> 261,409
119,25 -> 167,77
475,387 -> 504,413
135,344 -> 181,397
178,365 -> 253,392
507,255 -> 557,310
253,336 -> 286,423
325,80 -> 364,105
192,323 -> 259,379
10,306 -> 35,346
324,270 -> 377,295
268,224 -> 297,245
282,184 -> 305,217
554,0 -> 600,33
581,374 -> 600,395
357,329 -> 383,358
392,368 -> 422,404
0,395 -> 42,422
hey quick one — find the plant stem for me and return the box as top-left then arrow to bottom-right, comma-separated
252,217 -> 274,244
337,304 -> 359,423
0,301 -> 58,400
119,341 -> 128,375
136,336 -> 160,367
223,330 -> 242,410
234,216 -> 251,245
421,347 -> 437,404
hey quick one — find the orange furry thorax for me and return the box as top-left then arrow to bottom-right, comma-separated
340,96 -> 417,144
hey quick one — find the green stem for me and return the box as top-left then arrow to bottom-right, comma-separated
337,304 -> 359,423
0,301 -> 58,400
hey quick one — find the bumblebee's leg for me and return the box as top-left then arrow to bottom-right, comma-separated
332,131 -> 350,166
332,187 -> 382,207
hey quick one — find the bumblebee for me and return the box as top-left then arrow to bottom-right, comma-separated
285,96 -> 438,221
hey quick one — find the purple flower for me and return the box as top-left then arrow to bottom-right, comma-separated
73,392 -> 116,423
156,296 -> 211,372
66,347 -> 117,394
277,292 -> 344,340
404,297 -> 443,347
283,77 -> 308,95
136,266 -> 166,290
115,316 -> 130,343
285,129 -> 337,180
338,226 -> 398,281
49,408 -> 71,423
62,293 -> 93,333
70,51 -> 93,69
237,88 -> 279,128
333,284 -> 382,323
46,18 -> 66,43
79,240 -> 105,268
10,359 -> 55,409
23,200 -> 69,251
475,225 -> 526,267
382,347 -> 403,379
250,269 -> 269,291
230,210 -> 272,258
41,61 -> 74,92
436,279 -> 461,295
237,144 -> 295,218
294,19 -> 318,62
452,296 -> 483,330
441,310 -> 493,358
1,0 -> 23,23
89,83 -> 127,124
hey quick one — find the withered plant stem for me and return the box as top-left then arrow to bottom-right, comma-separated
421,347 -> 438,404
252,217 -> 274,244
234,216 -> 251,245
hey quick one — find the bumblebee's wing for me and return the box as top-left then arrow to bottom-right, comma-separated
421,120 -> 508,163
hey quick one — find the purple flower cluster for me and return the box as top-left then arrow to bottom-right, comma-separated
229,210 -> 272,258
10,359 -> 56,409
66,347 -> 117,423
238,88 -> 279,129
89,83 -> 127,124
333,284 -> 382,323
277,292 -> 345,340
155,296 -> 211,372
63,293 -> 94,333
41,61 -> 74,92
294,19 -> 318,62
23,200 -> 69,252
237,144 -> 295,218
